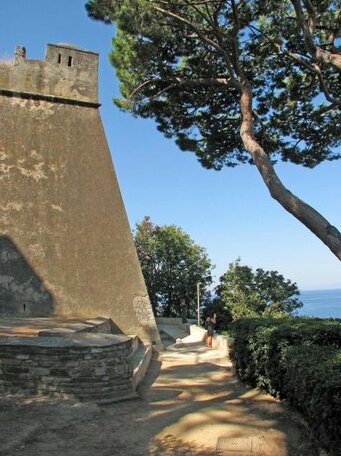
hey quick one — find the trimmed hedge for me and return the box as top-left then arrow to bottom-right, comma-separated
282,345 -> 341,455
230,317 -> 341,455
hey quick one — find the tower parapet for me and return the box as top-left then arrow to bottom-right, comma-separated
0,44 -> 98,105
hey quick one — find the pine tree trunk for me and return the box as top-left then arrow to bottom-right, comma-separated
239,80 -> 341,260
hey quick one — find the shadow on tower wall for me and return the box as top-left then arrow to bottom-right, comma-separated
0,236 -> 54,317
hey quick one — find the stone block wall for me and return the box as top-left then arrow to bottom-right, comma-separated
0,333 -> 134,402
0,44 -> 98,104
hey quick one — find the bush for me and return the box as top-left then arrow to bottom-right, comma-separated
230,317 -> 341,455
281,345 -> 341,455
231,317 -> 341,387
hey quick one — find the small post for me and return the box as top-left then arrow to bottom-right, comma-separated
197,282 -> 201,326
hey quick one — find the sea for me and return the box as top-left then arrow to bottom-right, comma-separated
298,288 -> 341,319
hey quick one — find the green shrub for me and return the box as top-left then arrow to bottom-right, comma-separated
281,345 -> 341,455
230,317 -> 341,454
230,318 -> 283,388
230,317 -> 341,389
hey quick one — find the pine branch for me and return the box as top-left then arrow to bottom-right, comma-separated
290,0 -> 341,71
128,76 -> 238,99
247,24 -> 341,108
152,1 -> 240,85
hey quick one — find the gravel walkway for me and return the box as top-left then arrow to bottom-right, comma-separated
0,340 -> 317,456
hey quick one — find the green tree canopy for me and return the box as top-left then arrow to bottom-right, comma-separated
86,0 -> 341,259
134,216 -> 213,317
215,258 -> 302,321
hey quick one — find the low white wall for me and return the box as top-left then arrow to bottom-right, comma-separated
212,334 -> 234,352
188,325 -> 234,352
188,324 -> 206,340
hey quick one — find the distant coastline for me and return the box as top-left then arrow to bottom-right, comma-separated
298,288 -> 341,319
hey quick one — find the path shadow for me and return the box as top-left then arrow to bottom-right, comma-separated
0,334 -> 318,456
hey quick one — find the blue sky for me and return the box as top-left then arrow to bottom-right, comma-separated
1,0 -> 340,291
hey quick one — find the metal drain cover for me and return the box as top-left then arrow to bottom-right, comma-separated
216,437 -> 254,453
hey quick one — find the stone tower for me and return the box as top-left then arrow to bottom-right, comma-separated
0,44 -> 160,345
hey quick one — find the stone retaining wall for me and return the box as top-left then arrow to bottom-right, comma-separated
0,333 -> 134,403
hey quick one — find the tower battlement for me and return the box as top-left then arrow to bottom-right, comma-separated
0,44 -> 99,105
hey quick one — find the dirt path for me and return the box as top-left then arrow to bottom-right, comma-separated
0,342 -> 317,456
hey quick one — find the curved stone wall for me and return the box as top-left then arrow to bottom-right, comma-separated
0,333 -> 134,403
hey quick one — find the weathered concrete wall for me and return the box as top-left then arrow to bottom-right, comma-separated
0,45 -> 160,345
0,44 -> 98,103
0,236 -> 54,316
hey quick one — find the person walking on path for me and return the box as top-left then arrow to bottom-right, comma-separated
205,312 -> 216,348
180,297 -> 187,324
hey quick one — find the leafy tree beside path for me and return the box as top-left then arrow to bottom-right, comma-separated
86,0 -> 341,259
215,258 -> 302,321
134,216 -> 213,317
